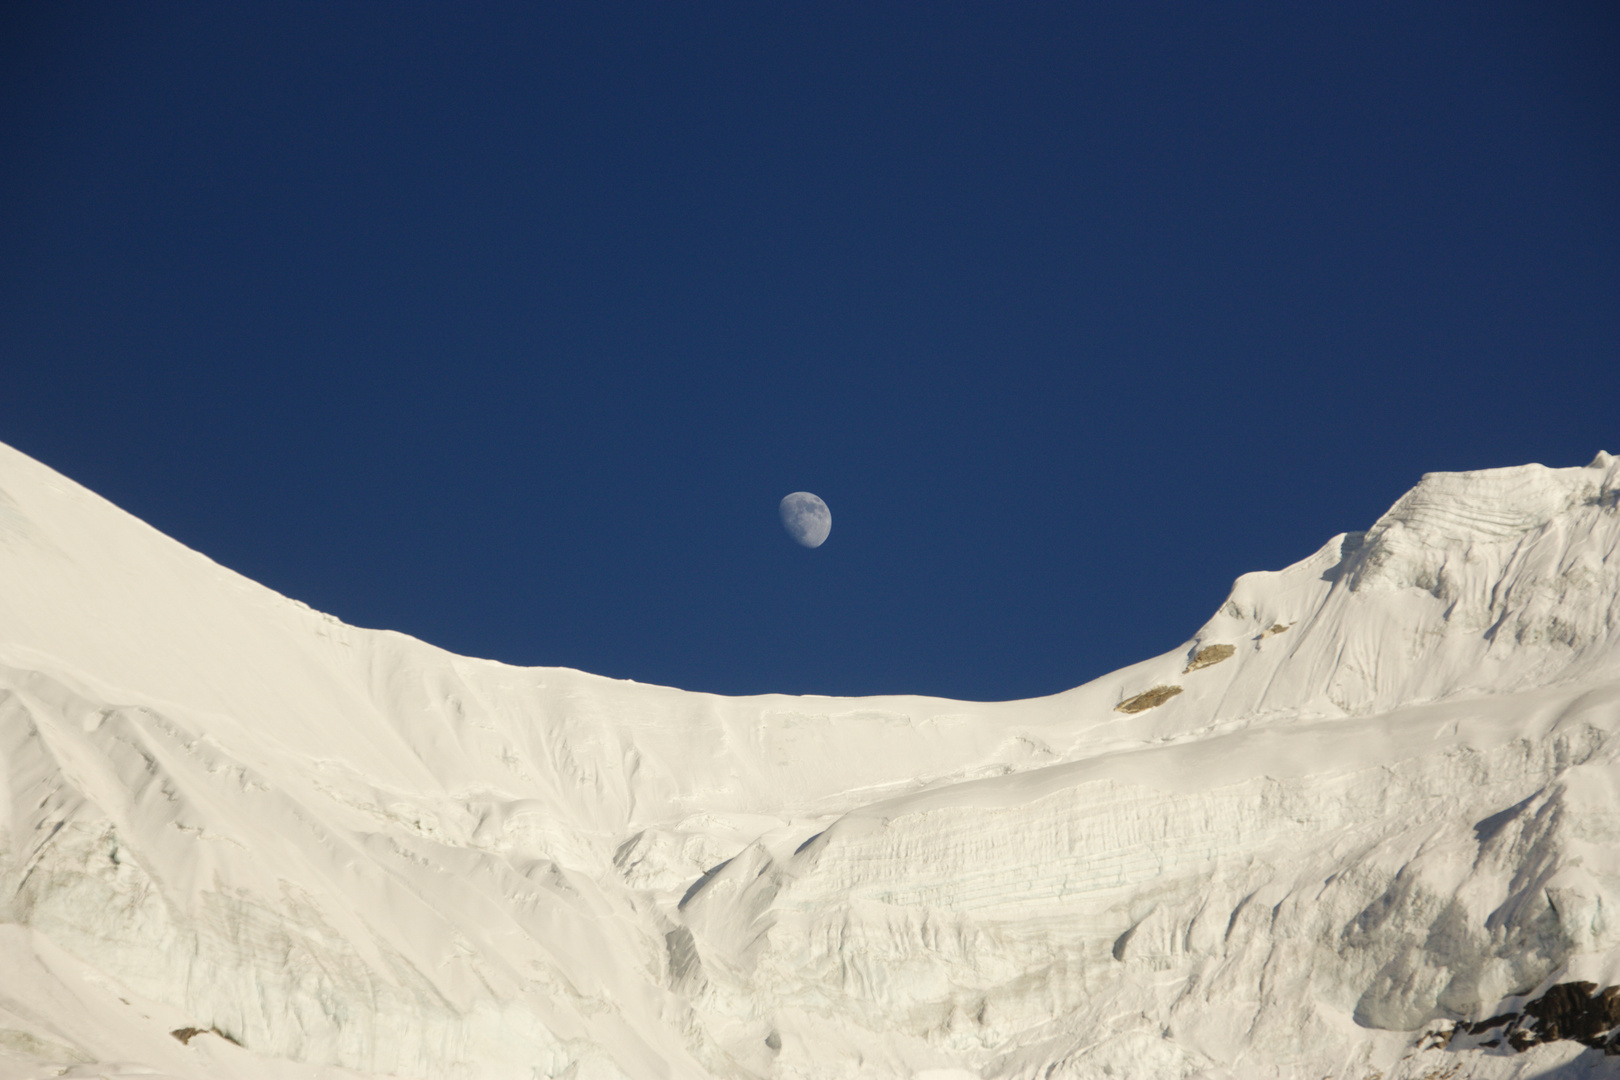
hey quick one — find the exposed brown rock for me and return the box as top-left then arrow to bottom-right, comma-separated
1515,981 -> 1620,1050
1183,644 -> 1235,673
1115,685 -> 1183,713
1457,982 -> 1620,1055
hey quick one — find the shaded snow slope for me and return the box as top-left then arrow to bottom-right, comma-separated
0,442 -> 1617,1079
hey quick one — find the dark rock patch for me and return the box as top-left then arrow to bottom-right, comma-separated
1450,982 -> 1620,1056
170,1024 -> 242,1047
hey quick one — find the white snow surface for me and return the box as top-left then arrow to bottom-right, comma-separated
1,442 -> 1619,1080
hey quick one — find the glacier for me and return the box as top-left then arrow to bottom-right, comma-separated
0,441 -> 1618,1079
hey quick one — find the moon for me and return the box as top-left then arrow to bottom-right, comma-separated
779,492 -> 831,548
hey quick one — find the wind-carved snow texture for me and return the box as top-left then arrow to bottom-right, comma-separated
0,445 -> 1618,1080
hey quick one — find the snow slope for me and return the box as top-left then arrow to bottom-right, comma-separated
0,441 -> 1617,1079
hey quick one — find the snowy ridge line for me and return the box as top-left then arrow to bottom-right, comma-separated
0,442 -> 1617,1079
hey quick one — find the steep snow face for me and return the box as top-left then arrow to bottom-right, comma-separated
1095,455 -> 1620,741
0,444 -> 1616,1080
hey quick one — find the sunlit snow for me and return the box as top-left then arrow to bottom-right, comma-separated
1,442 -> 1618,1079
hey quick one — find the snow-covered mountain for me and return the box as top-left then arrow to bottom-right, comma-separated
1,442 -> 1618,1080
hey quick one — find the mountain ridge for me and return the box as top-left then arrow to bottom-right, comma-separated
0,442 -> 1617,1079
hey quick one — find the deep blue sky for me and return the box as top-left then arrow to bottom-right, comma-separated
2,3 -> 1616,700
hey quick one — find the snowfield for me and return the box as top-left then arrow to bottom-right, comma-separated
1,442 -> 1618,1079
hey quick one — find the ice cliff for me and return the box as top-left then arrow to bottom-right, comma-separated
0,443 -> 1617,1080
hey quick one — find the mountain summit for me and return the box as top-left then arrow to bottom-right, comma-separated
0,443 -> 1617,1079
